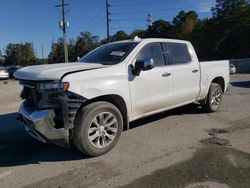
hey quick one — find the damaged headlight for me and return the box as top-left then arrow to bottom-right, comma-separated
38,81 -> 69,91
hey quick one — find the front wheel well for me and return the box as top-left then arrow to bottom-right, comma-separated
81,95 -> 129,131
211,77 -> 225,93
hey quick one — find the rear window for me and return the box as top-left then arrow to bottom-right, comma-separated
165,43 -> 191,65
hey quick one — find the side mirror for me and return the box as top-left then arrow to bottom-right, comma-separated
132,59 -> 155,76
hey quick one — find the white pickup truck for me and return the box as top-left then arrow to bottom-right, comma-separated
15,38 -> 230,156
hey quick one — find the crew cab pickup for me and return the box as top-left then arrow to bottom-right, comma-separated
15,38 -> 230,156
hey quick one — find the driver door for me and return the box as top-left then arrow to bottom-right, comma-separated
128,42 -> 173,119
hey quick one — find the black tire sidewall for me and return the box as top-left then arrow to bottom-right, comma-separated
73,102 -> 123,156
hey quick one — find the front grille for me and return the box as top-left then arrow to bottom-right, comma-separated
19,80 -> 85,130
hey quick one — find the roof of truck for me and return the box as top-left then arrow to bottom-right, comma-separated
110,37 -> 190,45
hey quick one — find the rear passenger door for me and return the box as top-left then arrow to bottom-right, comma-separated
163,42 -> 200,105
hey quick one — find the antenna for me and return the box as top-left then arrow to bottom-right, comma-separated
147,13 -> 153,27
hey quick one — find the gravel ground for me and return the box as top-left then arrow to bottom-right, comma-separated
0,74 -> 250,188
0,80 -> 22,114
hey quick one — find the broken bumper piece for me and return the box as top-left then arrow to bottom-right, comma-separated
18,101 -> 69,148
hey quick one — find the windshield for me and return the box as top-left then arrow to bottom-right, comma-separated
79,42 -> 139,65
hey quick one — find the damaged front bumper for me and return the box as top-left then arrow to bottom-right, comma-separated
19,101 -> 70,147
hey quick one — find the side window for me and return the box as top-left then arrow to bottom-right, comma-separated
165,43 -> 191,65
136,43 -> 165,67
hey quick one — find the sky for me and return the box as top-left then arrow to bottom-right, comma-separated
0,0 -> 216,58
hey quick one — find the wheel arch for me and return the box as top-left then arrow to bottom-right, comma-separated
211,77 -> 225,93
81,94 -> 129,131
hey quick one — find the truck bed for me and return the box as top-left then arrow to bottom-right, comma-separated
198,60 -> 230,100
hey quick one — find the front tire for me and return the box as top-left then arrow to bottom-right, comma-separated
202,83 -> 223,112
73,101 -> 123,157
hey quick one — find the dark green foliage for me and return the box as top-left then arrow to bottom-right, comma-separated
144,19 -> 172,38
171,11 -> 199,40
3,0 -> 249,65
129,29 -> 146,39
48,38 -> 65,64
73,32 -> 99,61
111,30 -> 129,42
4,43 -> 35,66
0,50 -> 4,66
48,32 -> 99,63
192,0 -> 250,60
45,0 -> 250,63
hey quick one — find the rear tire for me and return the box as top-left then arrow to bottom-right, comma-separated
202,83 -> 223,113
73,101 -> 123,157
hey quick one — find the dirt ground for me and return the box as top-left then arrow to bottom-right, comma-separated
0,74 -> 250,188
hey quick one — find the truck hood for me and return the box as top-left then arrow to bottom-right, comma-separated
14,62 -> 105,81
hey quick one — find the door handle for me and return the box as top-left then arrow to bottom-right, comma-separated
162,72 -> 171,77
192,69 -> 199,73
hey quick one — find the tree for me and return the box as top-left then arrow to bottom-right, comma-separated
171,11 -> 198,39
74,32 -> 99,60
193,0 -> 250,60
145,19 -> 171,38
111,31 -> 129,42
211,0 -> 249,17
129,29 -> 146,39
4,43 -> 35,66
46,0 -> 250,63
68,39 -> 76,62
0,50 -> 4,66
48,32 -> 99,63
48,38 -> 65,63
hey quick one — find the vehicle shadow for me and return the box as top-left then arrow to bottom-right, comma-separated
231,81 -> 250,88
129,103 -> 204,130
0,104 -> 204,167
0,113 -> 85,167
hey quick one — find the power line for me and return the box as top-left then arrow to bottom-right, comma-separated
110,25 -> 145,30
69,12 -> 106,36
111,3 -> 215,15
111,18 -> 147,22
111,0 -> 173,7
55,0 -> 69,63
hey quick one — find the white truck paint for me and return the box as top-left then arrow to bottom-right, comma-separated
15,38 -> 230,156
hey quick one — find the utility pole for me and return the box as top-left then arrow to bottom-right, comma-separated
106,0 -> 111,43
55,0 -> 69,63
147,13 -> 153,27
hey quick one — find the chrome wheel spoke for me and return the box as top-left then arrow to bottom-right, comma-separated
92,117 -> 100,127
102,135 -> 107,146
215,93 -> 220,98
106,133 -> 115,141
211,89 -> 221,109
88,112 -> 118,149
96,136 -> 101,147
104,118 -> 116,128
106,127 -> 117,133
104,114 -> 112,123
88,127 -> 99,134
89,132 -> 99,142
99,113 -> 105,124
